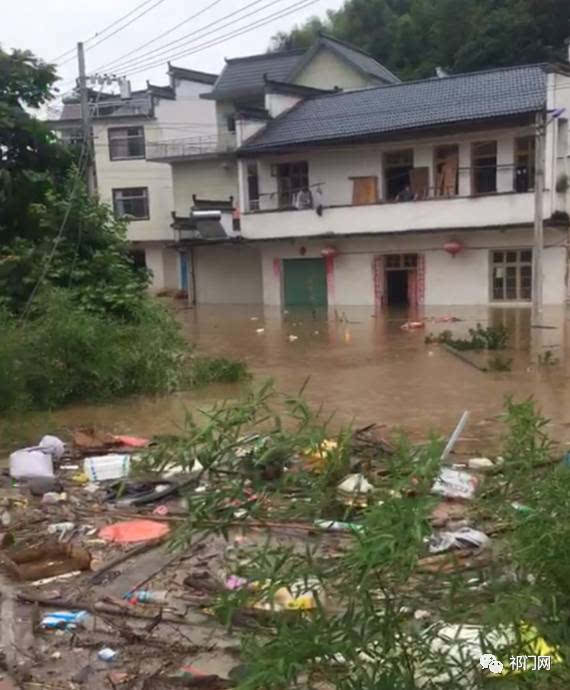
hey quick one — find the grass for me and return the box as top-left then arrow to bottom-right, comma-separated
140,386 -> 570,689
0,289 -> 249,414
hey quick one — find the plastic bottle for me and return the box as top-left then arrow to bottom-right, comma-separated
41,610 -> 94,630
129,590 -> 168,604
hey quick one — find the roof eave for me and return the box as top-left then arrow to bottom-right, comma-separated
238,110 -> 541,156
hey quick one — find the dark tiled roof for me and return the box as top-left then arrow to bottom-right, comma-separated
205,50 -> 306,100
240,64 -> 547,152
168,64 -> 218,84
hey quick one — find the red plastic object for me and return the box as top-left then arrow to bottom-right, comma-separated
99,520 -> 169,543
113,435 -> 150,448
443,240 -> 463,258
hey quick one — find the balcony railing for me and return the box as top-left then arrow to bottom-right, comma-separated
48,97 -> 152,121
146,136 -> 236,161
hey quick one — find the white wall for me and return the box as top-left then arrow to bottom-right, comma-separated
194,244 -> 262,303
142,244 -> 179,291
258,229 -> 567,306
265,92 -> 302,119
171,159 -> 238,215
293,47 -> 371,90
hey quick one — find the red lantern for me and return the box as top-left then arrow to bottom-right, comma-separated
443,240 -> 463,258
321,246 -> 339,258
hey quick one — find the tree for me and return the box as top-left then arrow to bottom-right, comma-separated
0,46 -> 149,317
270,0 -> 570,79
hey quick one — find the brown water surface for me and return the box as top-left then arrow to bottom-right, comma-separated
4,304 -> 570,453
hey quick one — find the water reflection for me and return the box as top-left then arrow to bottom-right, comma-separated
5,304 -> 570,452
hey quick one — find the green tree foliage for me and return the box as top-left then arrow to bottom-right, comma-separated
0,45 -> 149,317
270,0 -> 570,80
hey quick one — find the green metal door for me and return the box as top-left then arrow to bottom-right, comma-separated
283,258 -> 327,307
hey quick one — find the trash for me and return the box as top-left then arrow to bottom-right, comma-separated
107,671 -> 130,686
255,328 -> 265,334
59,464 -> 79,470
99,519 -> 170,543
430,501 -> 468,527
41,491 -> 67,505
288,334 -> 298,341
511,501 -> 533,513
428,527 -> 490,554
225,575 -> 248,590
31,571 -> 82,586
313,519 -> 364,533
3,543 -> 91,581
98,647 -> 118,662
112,435 -> 150,448
337,473 -> 374,506
441,411 -> 470,461
38,435 -> 65,460
401,321 -> 425,330
83,454 -> 131,482
252,578 -> 324,611
126,590 -> 168,605
302,439 -> 338,471
40,610 -> 93,630
47,522 -> 76,539
152,505 -> 169,516
1,510 -> 10,527
250,316 -> 259,321
468,457 -> 494,470
431,468 -> 479,500
27,477 -> 61,496
9,449 -> 54,480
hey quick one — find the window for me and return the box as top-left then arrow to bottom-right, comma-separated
384,150 -> 414,200
112,188 -> 149,220
491,249 -> 532,301
472,141 -> 497,194
275,161 -> 309,208
351,176 -> 378,205
434,144 -> 459,196
108,126 -> 145,160
226,115 -> 236,133
247,162 -> 259,211
514,136 -> 535,192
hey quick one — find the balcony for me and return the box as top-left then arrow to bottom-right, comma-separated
241,191 -> 541,240
146,136 -> 236,162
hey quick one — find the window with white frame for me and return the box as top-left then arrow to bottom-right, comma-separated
108,126 -> 145,160
491,249 -> 532,301
112,187 -> 149,220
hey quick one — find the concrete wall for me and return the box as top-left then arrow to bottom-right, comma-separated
258,228 -> 567,306
293,47 -> 370,90
193,244 -> 262,303
171,159 -> 238,215
143,244 -> 179,291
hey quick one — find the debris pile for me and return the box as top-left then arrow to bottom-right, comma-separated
0,396 -> 565,688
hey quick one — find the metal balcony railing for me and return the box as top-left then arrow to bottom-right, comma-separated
146,136 -> 236,160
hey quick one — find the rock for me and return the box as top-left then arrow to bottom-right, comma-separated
27,477 -> 60,496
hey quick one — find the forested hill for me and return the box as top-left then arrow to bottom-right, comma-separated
270,0 -> 570,80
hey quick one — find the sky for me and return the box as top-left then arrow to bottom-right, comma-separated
4,0 -> 345,99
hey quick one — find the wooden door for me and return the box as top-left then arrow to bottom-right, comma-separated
351,176 -> 378,205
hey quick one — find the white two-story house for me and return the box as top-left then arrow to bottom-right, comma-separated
146,34 -> 400,303
49,64 -> 218,292
235,62 -> 570,308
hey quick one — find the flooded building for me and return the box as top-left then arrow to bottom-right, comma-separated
148,34 -> 400,304
237,62 -> 570,308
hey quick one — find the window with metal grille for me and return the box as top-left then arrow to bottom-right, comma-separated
112,188 -> 149,220
108,126 -> 145,160
472,141 -> 497,194
491,249 -> 532,301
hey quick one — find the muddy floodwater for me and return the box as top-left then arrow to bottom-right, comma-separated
5,304 -> 570,452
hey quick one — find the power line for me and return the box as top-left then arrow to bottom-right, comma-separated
57,0 -> 172,68
100,0 -> 283,75
94,0 -> 226,73
50,0 -> 159,63
122,0 -> 321,78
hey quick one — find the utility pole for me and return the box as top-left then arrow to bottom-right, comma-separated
77,42 -> 95,196
532,110 -> 545,323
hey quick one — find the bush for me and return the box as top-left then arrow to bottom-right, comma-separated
0,290 -> 248,412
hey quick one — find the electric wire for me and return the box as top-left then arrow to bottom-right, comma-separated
50,0 -> 161,63
99,0 -> 285,74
